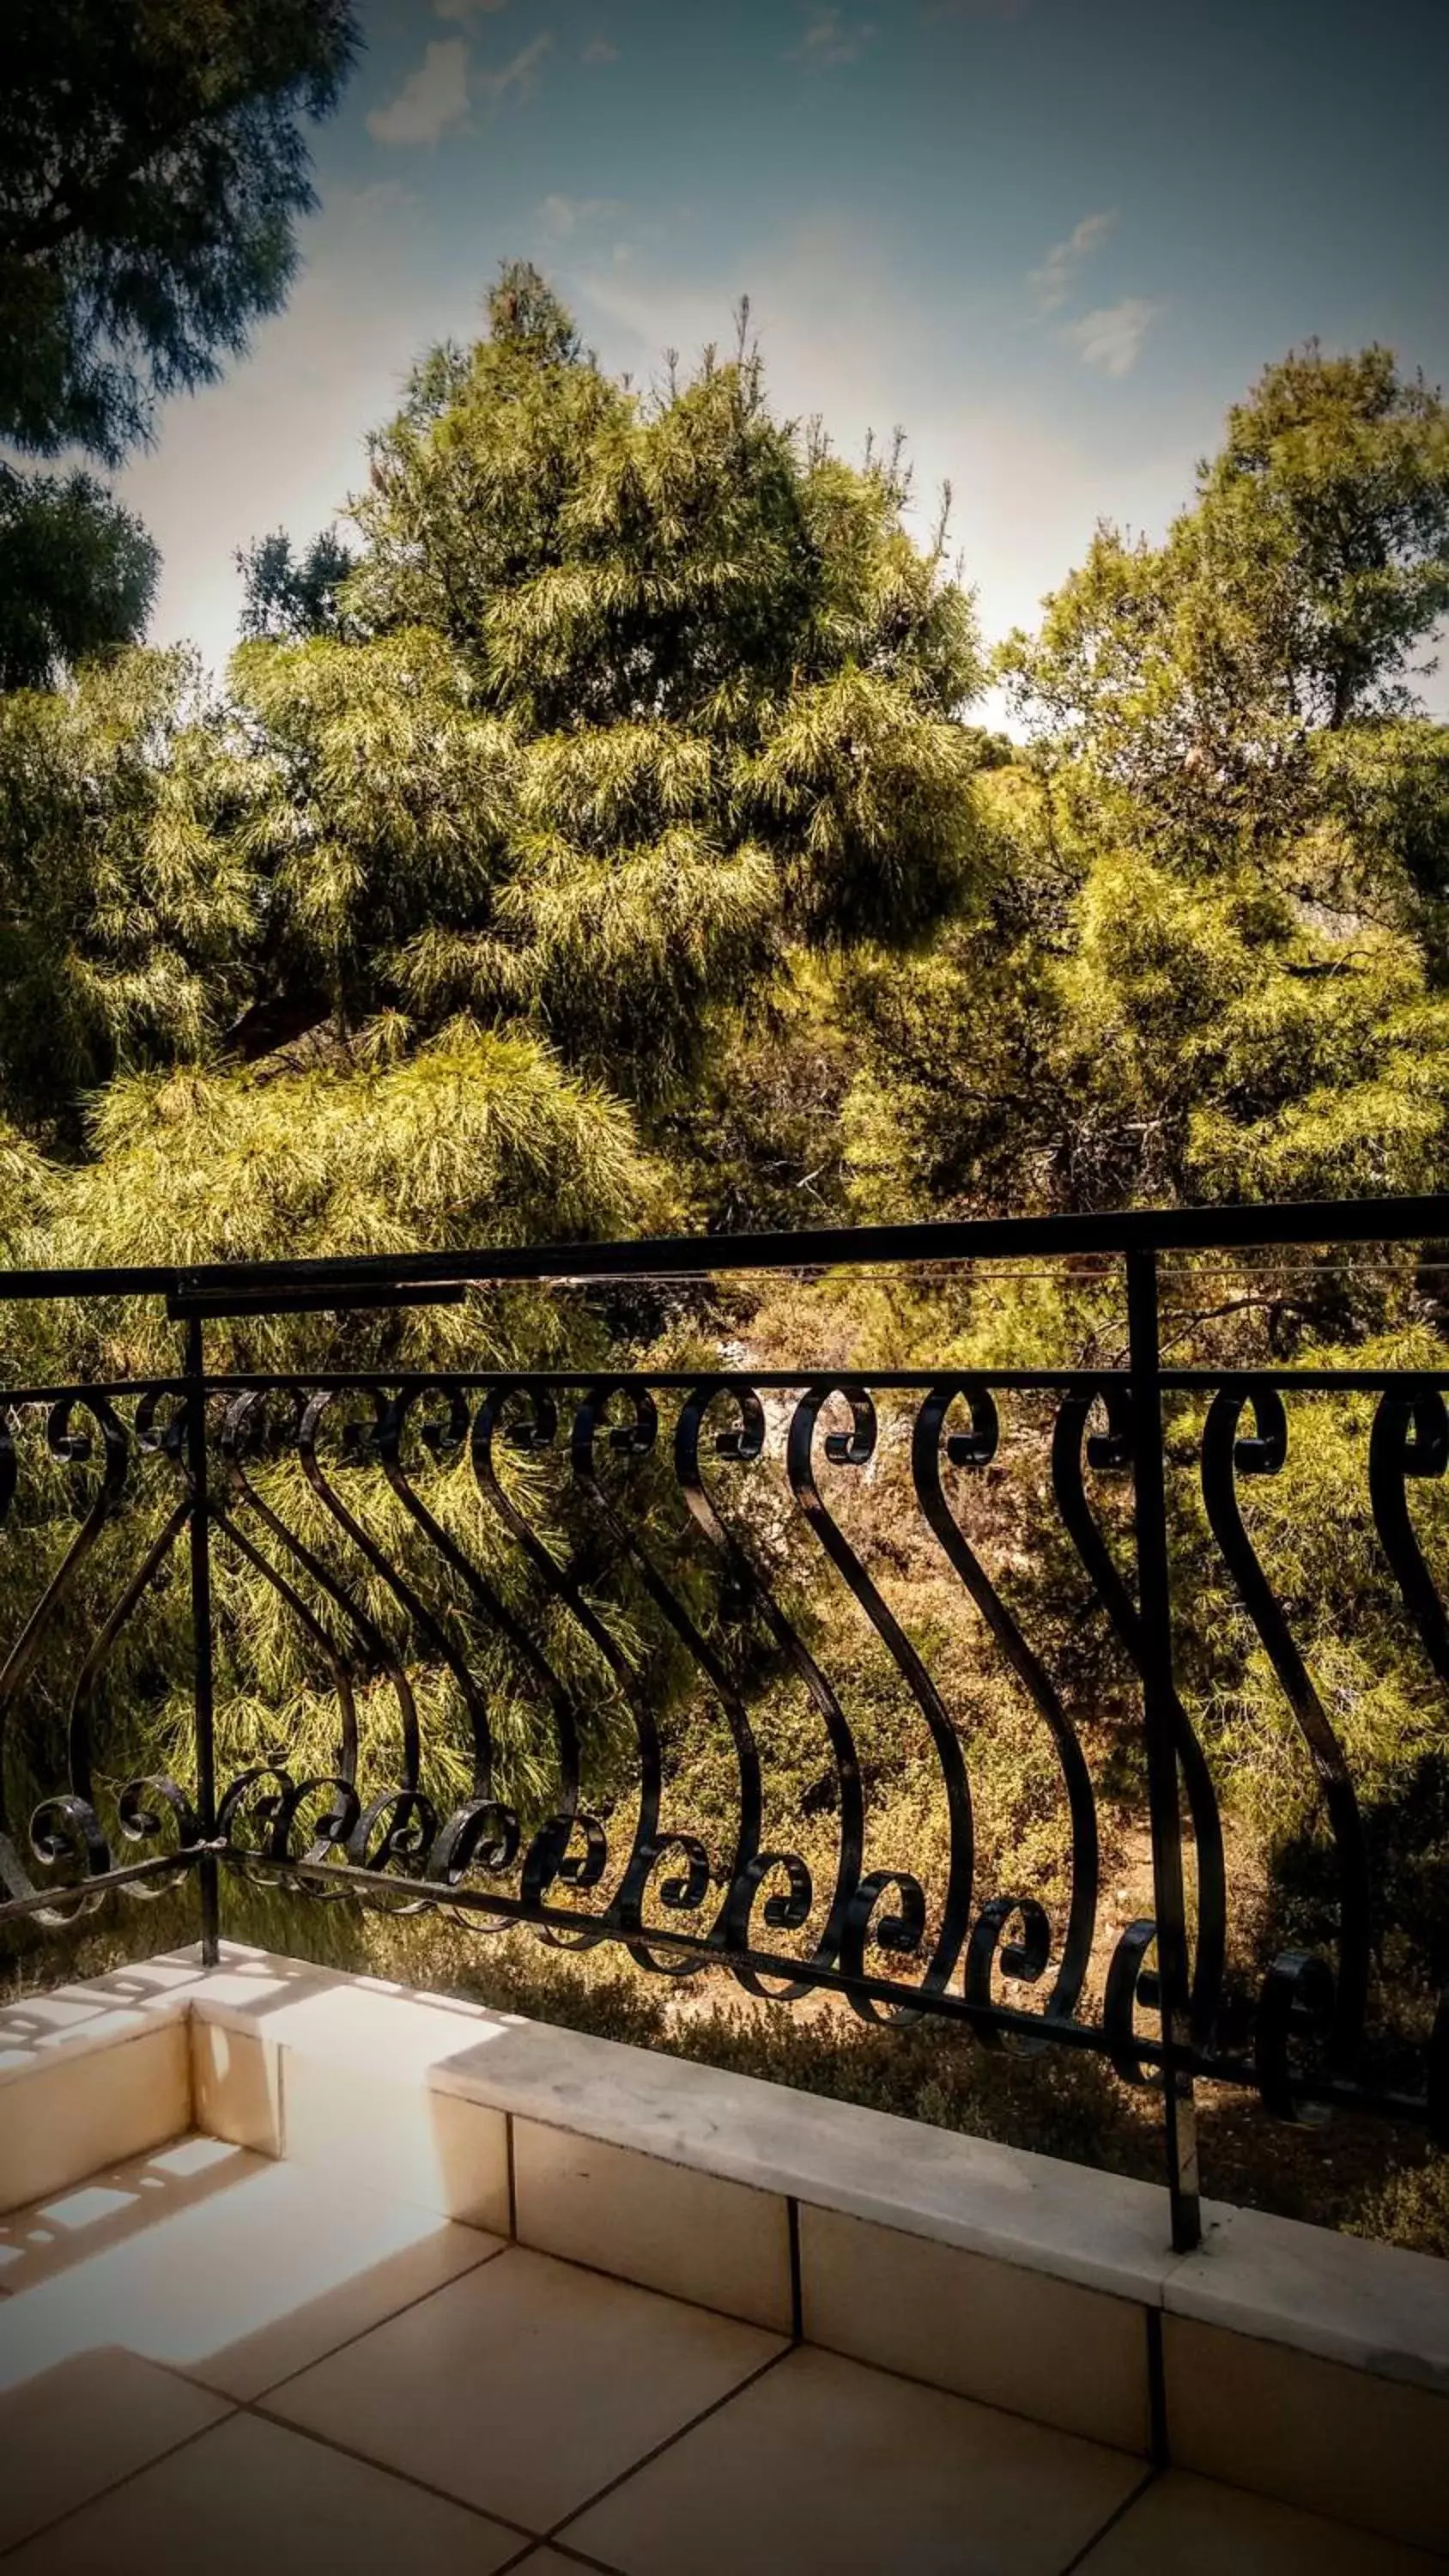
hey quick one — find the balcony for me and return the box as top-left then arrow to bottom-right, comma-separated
3,1940 -> 1447,2573
3,1203 -> 1448,2569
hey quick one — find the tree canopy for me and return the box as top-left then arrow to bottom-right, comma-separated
0,0 -> 359,464
0,0 -> 358,701
851,343 -> 1449,1231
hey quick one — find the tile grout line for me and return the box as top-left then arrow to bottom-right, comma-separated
240,2391 -> 543,2548
506,2110 -> 518,2239
1054,2465 -> 1160,2576
786,2194 -> 803,2341
0,2404 -> 234,2564
494,2537 -> 627,2576
237,2233 -> 511,2404
543,2342 -> 797,2547
1145,2306 -> 1169,2467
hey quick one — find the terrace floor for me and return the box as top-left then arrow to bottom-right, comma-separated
0,2128 -> 1438,2576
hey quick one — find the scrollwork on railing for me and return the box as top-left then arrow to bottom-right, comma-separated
0,1391 -> 203,1923
0,1343 -> 1444,2154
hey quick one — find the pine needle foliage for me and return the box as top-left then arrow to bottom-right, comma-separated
0,650 -> 255,1142
229,265 -> 988,1105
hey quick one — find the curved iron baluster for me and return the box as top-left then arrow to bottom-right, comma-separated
1052,1381 -> 1227,2047
676,1376 -> 863,1998
464,1382 -> 621,1941
203,1403 -> 361,1890
216,1390 -> 434,1887
380,1380 -> 606,1938
214,1400 -> 359,1783
0,1397 -> 130,1919
913,1380 -> 1097,2032
296,1389 -> 436,1795
65,1391 -> 199,1900
482,1377 -> 760,1968
567,1382 -> 717,1976
1430,1983 -> 1449,2148
1203,1382 -> 1371,2099
787,1382 -> 972,2020
1369,1384 -> 1449,2138
302,1385 -> 498,1796
220,1389 -> 421,1796
373,1383 -> 499,1799
1370,1383 -> 1449,1684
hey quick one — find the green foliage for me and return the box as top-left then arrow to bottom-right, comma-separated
0,0 -> 359,465
859,348 -> 1449,1229
5,301 -> 1449,2243
0,467 -> 157,690
1002,344 -> 1449,864
236,527 -> 358,644
0,0 -> 357,718
226,268 -> 986,1109
0,650 -> 253,1140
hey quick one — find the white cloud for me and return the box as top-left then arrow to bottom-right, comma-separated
1064,296 -> 1162,377
581,33 -> 620,62
789,9 -> 876,66
366,27 -> 550,144
367,39 -> 471,146
477,31 -> 553,107
1027,210 -> 1115,317
539,192 -> 625,240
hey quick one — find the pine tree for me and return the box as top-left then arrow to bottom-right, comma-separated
229,268 -> 986,1109
0,0 -> 358,695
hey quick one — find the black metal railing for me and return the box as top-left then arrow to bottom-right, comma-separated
4,1198 -> 1449,2254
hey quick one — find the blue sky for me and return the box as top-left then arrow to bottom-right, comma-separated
121,0 -> 1449,710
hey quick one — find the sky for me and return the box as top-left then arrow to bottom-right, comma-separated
120,0 -> 1449,713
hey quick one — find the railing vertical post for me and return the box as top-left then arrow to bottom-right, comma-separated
1125,1247 -> 1202,2253
184,1311 -> 219,1969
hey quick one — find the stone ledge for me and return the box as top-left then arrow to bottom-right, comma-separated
155,1941 -> 1194,2306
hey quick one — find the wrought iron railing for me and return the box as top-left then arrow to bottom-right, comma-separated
3,1200 -> 1449,2253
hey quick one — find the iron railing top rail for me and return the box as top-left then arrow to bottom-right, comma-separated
0,1190 -> 1447,1313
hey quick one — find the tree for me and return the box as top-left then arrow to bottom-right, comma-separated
237,527 -> 358,644
232,266 -> 986,1111
0,0 -> 359,464
0,0 -> 358,697
0,651 -> 255,1141
1001,344 -> 1449,864
855,347 -> 1449,1228
0,467 -> 157,691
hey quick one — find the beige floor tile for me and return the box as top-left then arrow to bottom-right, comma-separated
799,2203 -> 1150,2452
3,2407 -> 524,2576
566,2343 -> 1145,2576
0,2346 -> 229,2553
514,2121 -> 792,2330
267,2244 -> 785,2531
508,2560 -> 615,2575
1076,2470 -> 1446,2573
0,2138 -> 502,2402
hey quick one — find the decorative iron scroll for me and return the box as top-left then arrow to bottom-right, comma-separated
1,1362 -> 1446,2146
